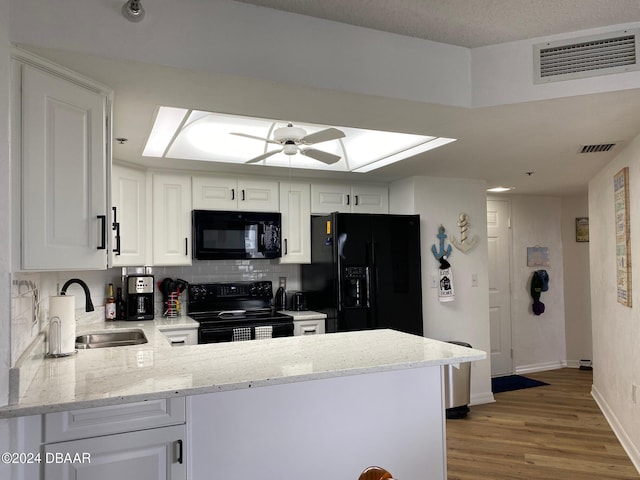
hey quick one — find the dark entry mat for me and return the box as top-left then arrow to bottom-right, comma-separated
492,374 -> 549,394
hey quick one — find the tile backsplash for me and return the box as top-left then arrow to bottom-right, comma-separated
11,259 -> 301,366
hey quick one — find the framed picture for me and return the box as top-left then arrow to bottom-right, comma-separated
575,217 -> 589,242
614,167 -> 631,307
527,246 -> 550,267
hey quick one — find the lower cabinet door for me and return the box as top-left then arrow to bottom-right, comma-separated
43,424 -> 185,480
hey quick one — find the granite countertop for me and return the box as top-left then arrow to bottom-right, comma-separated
0,317 -> 485,419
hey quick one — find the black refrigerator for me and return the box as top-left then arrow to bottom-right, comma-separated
301,213 -> 423,336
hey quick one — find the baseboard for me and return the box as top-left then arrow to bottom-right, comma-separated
592,385 -> 640,473
515,360 -> 567,375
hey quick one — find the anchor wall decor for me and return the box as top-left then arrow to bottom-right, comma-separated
451,213 -> 479,254
431,225 -> 452,260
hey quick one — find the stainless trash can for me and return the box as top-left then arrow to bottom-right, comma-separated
444,341 -> 472,419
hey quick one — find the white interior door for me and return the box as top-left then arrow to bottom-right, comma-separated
487,198 -> 513,377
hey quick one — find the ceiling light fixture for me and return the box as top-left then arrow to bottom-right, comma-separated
487,187 -> 514,192
143,108 -> 457,173
122,0 -> 145,22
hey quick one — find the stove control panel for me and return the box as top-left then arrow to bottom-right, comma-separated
188,281 -> 273,303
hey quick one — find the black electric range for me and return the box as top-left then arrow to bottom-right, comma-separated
187,281 -> 294,344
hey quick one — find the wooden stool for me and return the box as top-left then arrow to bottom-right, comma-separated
358,466 -> 394,480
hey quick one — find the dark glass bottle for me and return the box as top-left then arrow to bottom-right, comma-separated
115,287 -> 127,320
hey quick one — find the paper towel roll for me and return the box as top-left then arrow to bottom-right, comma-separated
49,295 -> 76,354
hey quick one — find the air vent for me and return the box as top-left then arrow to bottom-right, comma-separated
534,30 -> 640,83
579,143 -> 616,154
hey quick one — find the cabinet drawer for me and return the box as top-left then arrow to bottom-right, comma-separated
44,397 -> 186,442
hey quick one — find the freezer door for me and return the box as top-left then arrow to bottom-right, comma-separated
371,215 -> 423,336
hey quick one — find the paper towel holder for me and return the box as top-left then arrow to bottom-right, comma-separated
46,316 -> 78,358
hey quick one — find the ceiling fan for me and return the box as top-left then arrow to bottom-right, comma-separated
231,123 -> 346,164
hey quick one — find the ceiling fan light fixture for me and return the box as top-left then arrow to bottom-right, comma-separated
283,143 -> 298,155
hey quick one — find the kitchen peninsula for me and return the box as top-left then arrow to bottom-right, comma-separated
1,318 -> 485,480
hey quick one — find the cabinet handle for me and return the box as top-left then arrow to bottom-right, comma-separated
231,188 -> 235,201
185,238 -> 188,256
176,439 -> 183,464
354,195 -> 359,206
242,189 -> 246,201
112,207 -> 121,256
171,339 -> 186,345
97,215 -> 106,250
302,326 -> 317,335
284,238 -> 287,255
346,194 -> 350,205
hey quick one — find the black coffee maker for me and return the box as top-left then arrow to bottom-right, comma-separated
126,274 -> 154,320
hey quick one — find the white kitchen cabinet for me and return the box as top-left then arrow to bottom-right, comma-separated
279,181 -> 311,264
15,56 -> 110,270
311,183 -> 388,214
192,175 -> 279,211
153,173 -> 192,266
43,398 -> 186,442
41,398 -> 186,480
293,318 -> 326,336
43,424 -> 186,480
159,327 -> 198,346
111,164 -> 148,266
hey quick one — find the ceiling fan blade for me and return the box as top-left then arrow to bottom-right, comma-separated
245,149 -> 282,164
301,127 -> 345,145
230,132 -> 280,145
300,148 -> 341,165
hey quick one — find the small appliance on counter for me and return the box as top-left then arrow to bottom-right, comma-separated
126,274 -> 154,320
291,291 -> 307,311
274,277 -> 287,310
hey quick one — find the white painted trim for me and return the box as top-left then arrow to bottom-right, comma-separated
470,392 -> 495,406
592,385 -> 640,474
515,360 -> 567,374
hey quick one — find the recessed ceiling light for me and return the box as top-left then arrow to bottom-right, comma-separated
487,186 -> 514,192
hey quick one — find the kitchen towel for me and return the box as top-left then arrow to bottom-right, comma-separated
232,327 -> 251,342
49,295 -> 76,354
254,326 -> 273,340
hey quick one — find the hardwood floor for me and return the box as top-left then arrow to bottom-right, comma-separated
446,368 -> 640,480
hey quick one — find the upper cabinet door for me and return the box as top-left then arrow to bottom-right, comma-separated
153,174 -> 192,266
112,164 -> 148,267
20,64 -> 108,270
236,178 -> 279,211
192,176 -> 279,211
310,184 -> 351,214
310,183 -> 389,214
279,181 -> 311,264
351,184 -> 389,214
192,176 -> 237,210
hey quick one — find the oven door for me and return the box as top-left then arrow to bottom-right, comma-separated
198,321 -> 294,344
192,210 -> 282,260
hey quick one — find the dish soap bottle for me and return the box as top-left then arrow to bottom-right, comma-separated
274,277 -> 287,311
105,283 -> 116,321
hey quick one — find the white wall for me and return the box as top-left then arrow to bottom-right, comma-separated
390,176 -> 493,406
561,195 -> 592,367
8,0 -> 471,108
510,196 -> 567,373
472,22 -> 640,107
589,132 -> 640,469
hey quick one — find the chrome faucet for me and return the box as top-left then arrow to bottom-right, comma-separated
60,278 -> 95,312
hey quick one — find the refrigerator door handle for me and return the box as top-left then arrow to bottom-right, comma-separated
365,266 -> 371,308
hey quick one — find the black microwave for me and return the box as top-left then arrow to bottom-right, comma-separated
192,210 -> 282,260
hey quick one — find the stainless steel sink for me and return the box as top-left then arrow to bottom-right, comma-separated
75,329 -> 148,349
